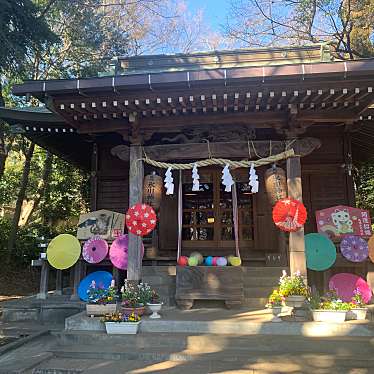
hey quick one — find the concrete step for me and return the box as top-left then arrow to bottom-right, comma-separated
243,276 -> 280,287
242,297 -> 268,309
54,331 -> 374,356
48,342 -> 374,368
242,267 -> 288,277
244,286 -> 275,298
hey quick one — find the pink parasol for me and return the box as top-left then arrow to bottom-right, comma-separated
82,236 -> 108,264
109,234 -> 144,270
329,273 -> 372,303
340,235 -> 368,263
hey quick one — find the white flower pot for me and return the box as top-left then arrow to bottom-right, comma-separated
147,303 -> 162,319
285,295 -> 306,308
311,309 -> 347,323
105,321 -> 140,334
86,303 -> 117,316
346,308 -> 368,321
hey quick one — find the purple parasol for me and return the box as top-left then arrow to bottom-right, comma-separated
109,234 -> 144,270
82,236 -> 108,264
340,235 -> 368,263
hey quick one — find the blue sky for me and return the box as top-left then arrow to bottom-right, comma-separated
187,0 -> 229,31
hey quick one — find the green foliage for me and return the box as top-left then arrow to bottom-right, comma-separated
355,162 -> 374,219
278,271 -> 309,297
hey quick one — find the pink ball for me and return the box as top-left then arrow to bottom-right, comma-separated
178,256 -> 188,266
212,257 -> 218,266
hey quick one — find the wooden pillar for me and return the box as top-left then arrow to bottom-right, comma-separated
127,145 -> 144,281
287,156 -> 307,280
70,260 -> 82,301
90,142 -> 98,211
55,270 -> 63,295
37,260 -> 49,299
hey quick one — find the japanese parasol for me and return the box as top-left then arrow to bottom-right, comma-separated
329,273 -> 372,303
367,234 -> 374,263
272,198 -> 307,232
47,234 -> 81,270
305,233 -> 336,271
125,203 -> 157,236
82,236 -> 108,264
340,235 -> 368,263
78,271 -> 113,302
109,234 -> 144,270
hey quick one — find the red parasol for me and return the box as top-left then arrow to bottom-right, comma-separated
125,203 -> 157,236
272,198 -> 307,232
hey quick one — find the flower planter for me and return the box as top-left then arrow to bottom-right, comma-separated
104,321 -> 140,334
285,295 -> 306,308
311,309 -> 347,323
346,308 -> 368,321
147,303 -> 162,319
121,305 -> 145,316
86,303 -> 117,316
270,306 -> 282,323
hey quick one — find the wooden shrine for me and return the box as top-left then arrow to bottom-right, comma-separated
2,43 -> 374,303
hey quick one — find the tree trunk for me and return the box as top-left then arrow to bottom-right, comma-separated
22,151 -> 53,225
7,142 -> 35,264
0,81 -> 7,180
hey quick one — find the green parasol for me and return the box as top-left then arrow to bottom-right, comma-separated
305,233 -> 336,271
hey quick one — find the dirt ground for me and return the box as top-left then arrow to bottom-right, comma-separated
0,267 -> 40,302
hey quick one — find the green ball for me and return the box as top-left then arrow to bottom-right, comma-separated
188,256 -> 199,266
229,256 -> 242,266
190,251 -> 203,265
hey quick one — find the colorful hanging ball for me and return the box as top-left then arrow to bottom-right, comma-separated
125,203 -> 157,237
204,256 -> 213,266
177,256 -> 189,266
272,198 -> 307,232
212,257 -> 218,266
190,251 -> 203,265
217,257 -> 228,266
188,256 -> 199,266
229,256 -> 242,266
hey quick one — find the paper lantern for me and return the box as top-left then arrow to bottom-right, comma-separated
82,236 -> 108,264
190,251 -> 203,265
143,173 -> 163,211
217,257 -> 227,266
229,256 -> 242,266
178,256 -> 188,266
272,198 -> 307,232
47,234 -> 81,270
340,235 -> 368,263
188,256 -> 198,266
126,203 -> 157,236
265,166 -> 287,206
205,256 -> 213,266
305,233 -> 336,271
212,257 -> 218,266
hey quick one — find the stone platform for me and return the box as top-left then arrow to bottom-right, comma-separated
66,307 -> 374,337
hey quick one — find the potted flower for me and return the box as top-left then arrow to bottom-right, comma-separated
347,289 -> 368,320
266,289 -> 284,322
120,280 -> 148,316
147,290 -> 163,319
278,270 -> 308,308
86,280 -> 117,316
310,291 -> 350,323
101,312 -> 141,334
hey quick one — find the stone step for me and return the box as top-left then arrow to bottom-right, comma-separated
243,276 -> 280,287
49,343 -> 374,368
244,286 -> 275,298
54,331 -> 374,356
